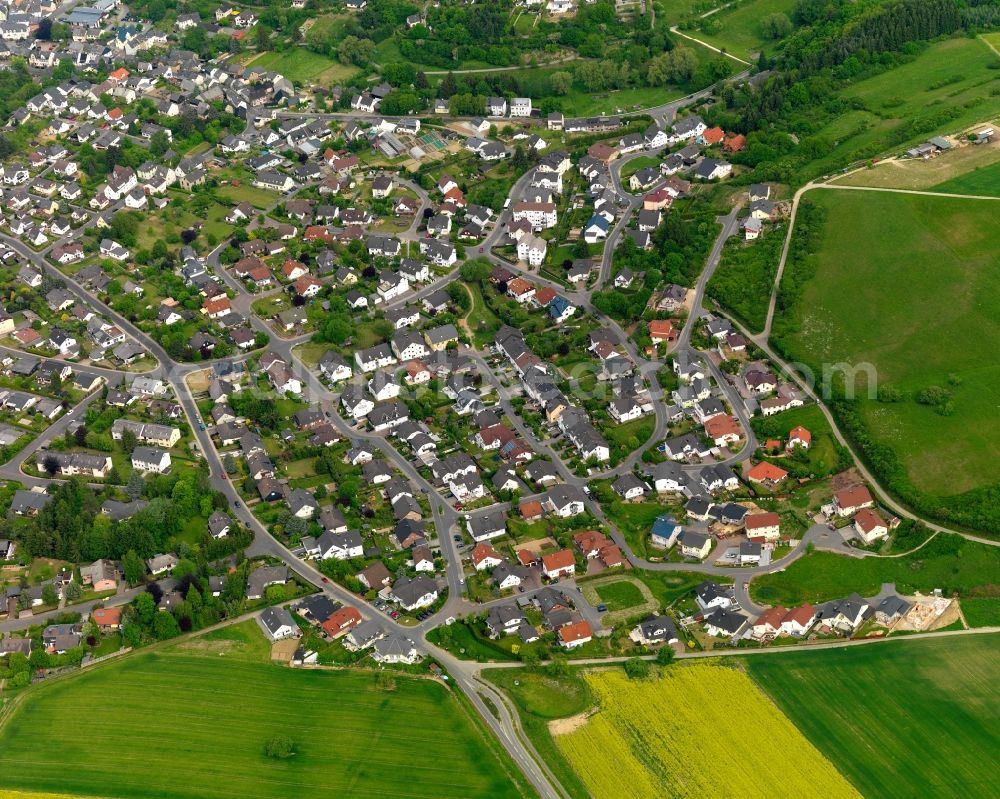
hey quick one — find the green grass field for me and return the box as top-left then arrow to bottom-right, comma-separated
834,140 -> 1000,191
961,597 -> 1000,627
0,641 -> 529,799
805,37 -> 1000,176
619,155 -> 662,180
931,158 -> 1000,196
776,188 -> 1000,495
600,499 -> 667,559
689,0 -> 798,60
463,281 -> 501,347
746,634 -> 1000,799
475,50 -> 720,117
749,533 -> 1000,606
248,49 -> 358,86
594,580 -> 646,611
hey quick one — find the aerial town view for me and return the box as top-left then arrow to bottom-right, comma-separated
0,0 -> 998,795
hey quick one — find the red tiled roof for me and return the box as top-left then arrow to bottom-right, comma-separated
471,543 -> 502,567
702,126 -> 725,144
835,485 -> 873,509
854,507 -> 885,533
519,500 -> 543,519
754,606 -> 787,629
745,511 -> 780,530
746,462 -> 788,484
542,549 -> 575,571
649,319 -> 674,339
782,603 -> 816,625
788,426 -> 812,445
322,606 -> 362,636
92,607 -> 121,626
558,620 -> 592,644
704,414 -> 741,439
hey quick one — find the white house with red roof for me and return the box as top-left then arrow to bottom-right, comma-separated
853,508 -> 889,544
787,426 -> 812,450
832,485 -> 874,517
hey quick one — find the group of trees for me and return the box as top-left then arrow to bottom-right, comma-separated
229,391 -> 281,430
302,0 -> 733,111
3,471 -> 231,565
708,0 -> 965,182
120,555 -> 255,646
594,203 -> 719,324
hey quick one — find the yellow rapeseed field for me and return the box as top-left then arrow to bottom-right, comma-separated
555,664 -> 861,799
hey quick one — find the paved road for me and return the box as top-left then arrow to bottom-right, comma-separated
0,579 -> 172,634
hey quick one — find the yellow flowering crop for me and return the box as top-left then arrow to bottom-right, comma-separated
555,665 -> 860,799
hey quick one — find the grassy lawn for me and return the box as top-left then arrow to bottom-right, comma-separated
688,0 -> 798,59
306,13 -> 351,40
215,183 -> 279,210
0,644 -> 529,799
652,0 -> 724,28
248,49 -> 359,86
594,579 -> 646,611
707,222 -> 786,333
749,533 -> 1000,606
425,620 -> 547,663
603,416 -> 654,459
292,341 -> 329,367
377,38 -> 491,73
835,140 -> 1000,191
426,622 -> 517,663
286,457 -> 318,479
631,569 -> 723,608
751,404 -> 845,477
178,619 -> 273,662
746,634 -> 1000,799
171,514 -> 209,548
601,500 -> 669,560
135,206 -> 198,251
775,189 -> 1000,496
482,56 -> 718,117
27,558 -> 70,584
463,281 -> 501,347
805,37 -> 1000,176
556,82 -> 690,117
619,155 -> 662,181
252,294 -> 290,319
